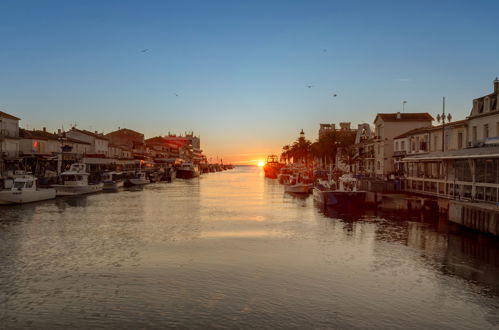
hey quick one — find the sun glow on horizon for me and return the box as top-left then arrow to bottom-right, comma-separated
257,161 -> 265,167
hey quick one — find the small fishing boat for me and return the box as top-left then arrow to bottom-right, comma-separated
0,174 -> 56,204
126,171 -> 150,186
263,155 -> 284,179
313,174 -> 366,207
102,171 -> 125,191
176,162 -> 200,179
284,172 -> 313,194
52,163 -> 103,196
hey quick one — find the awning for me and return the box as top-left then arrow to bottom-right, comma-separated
402,146 -> 499,161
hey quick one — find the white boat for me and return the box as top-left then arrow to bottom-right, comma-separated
0,174 -> 56,205
52,163 -> 103,196
102,171 -> 125,191
176,162 -> 200,179
313,174 -> 366,208
127,171 -> 150,186
284,172 -> 313,194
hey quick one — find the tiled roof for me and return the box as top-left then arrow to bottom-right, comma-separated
70,127 -> 108,140
375,113 -> 434,122
0,111 -> 20,120
19,128 -> 59,140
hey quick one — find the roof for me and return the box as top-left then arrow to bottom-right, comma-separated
19,128 -> 59,140
374,113 -> 434,123
402,146 -> 499,161
0,111 -> 20,120
393,119 -> 467,139
70,127 -> 108,140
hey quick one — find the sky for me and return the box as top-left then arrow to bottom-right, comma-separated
1,0 -> 499,164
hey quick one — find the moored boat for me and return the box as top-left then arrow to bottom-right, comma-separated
284,172 -> 313,194
102,171 -> 125,191
126,171 -> 150,186
176,162 -> 200,179
52,163 -> 103,196
313,174 -> 366,208
263,155 -> 284,179
0,174 -> 56,204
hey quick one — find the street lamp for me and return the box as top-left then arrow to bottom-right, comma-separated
402,100 -> 407,113
436,97 -> 452,152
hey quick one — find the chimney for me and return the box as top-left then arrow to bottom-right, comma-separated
494,77 -> 499,94
58,129 -> 61,135
43,127 -> 46,132
396,112 -> 401,119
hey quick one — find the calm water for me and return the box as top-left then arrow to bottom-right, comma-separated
1,166 -> 498,329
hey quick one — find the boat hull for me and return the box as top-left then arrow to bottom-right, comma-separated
103,180 -> 124,191
284,183 -> 313,194
314,189 -> 366,207
126,179 -> 150,186
53,183 -> 104,196
0,189 -> 56,204
176,169 -> 199,179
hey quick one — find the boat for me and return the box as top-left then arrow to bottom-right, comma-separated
284,172 -> 313,194
126,171 -> 150,186
102,171 -> 125,191
52,163 -> 104,196
263,155 -> 284,179
313,174 -> 366,207
176,162 -> 200,179
0,174 -> 56,204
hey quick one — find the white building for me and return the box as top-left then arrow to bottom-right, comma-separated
468,78 -> 499,147
66,127 -> 109,156
0,111 -> 21,175
373,112 -> 434,178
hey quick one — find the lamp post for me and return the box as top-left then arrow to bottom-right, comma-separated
436,97 -> 452,152
402,100 -> 407,113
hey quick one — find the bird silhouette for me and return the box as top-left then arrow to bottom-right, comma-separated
333,94 -> 337,97
305,85 -> 314,88
174,93 -> 179,97
141,49 -> 149,53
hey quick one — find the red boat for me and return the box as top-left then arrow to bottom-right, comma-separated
263,155 -> 284,179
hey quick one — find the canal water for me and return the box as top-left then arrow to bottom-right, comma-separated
1,166 -> 498,329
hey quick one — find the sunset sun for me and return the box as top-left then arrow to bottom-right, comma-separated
257,161 -> 265,167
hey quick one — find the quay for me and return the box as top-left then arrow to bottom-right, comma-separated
269,78 -> 499,236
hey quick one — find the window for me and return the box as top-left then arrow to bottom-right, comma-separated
416,137 -> 420,151
434,136 -> 438,151
484,124 -> 489,139
395,141 -> 399,151
377,161 -> 380,170
472,126 -> 477,143
401,141 -> 405,151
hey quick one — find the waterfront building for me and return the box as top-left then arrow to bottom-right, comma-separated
66,127 -> 109,156
353,124 -> 375,176
145,136 -> 182,164
393,120 -> 467,174
0,111 -> 21,175
372,112 -> 434,179
164,132 -> 203,163
106,128 -> 146,160
467,78 -> 499,147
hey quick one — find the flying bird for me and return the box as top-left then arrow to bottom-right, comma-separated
174,93 -> 179,97
305,85 -> 314,88
141,49 -> 149,53
333,94 -> 337,97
